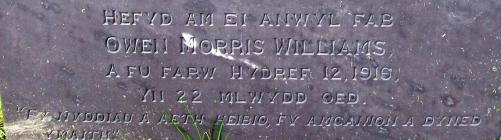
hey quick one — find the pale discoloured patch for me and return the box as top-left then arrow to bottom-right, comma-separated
182,32 -> 261,69
6,115 -> 54,138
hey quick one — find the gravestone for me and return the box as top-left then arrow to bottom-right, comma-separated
0,0 -> 500,139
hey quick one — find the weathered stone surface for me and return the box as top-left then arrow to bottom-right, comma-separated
0,0 -> 500,139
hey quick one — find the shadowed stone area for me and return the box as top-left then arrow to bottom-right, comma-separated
0,0 -> 500,139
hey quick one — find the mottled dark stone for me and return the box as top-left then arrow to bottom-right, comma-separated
0,0 -> 500,140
